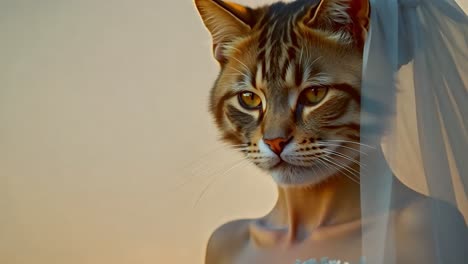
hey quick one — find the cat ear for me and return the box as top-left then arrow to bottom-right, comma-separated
194,0 -> 254,63
304,0 -> 370,46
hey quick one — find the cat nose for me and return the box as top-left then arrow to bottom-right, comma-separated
263,137 -> 293,155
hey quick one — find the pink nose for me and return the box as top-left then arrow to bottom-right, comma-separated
263,137 -> 292,155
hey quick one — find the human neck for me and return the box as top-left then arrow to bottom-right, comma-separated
256,166 -> 362,243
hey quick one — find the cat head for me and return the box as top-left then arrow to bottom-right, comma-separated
195,0 -> 370,186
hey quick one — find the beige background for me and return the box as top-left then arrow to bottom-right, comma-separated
1,1 -> 466,264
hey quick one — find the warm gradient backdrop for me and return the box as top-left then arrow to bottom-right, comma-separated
1,1 -> 466,264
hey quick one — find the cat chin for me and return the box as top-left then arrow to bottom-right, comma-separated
268,163 -> 335,187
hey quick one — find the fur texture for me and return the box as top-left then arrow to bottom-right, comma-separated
195,0 -> 370,186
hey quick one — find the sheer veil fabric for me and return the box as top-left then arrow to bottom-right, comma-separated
361,0 -> 467,263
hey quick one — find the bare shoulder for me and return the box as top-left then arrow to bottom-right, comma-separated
205,219 -> 251,264
395,193 -> 468,263
398,194 -> 466,233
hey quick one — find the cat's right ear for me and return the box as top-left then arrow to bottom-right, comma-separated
194,0 -> 253,63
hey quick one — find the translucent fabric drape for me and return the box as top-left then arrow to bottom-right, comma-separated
361,0 -> 467,263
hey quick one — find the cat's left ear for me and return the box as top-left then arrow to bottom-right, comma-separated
304,0 -> 370,47
194,0 -> 254,63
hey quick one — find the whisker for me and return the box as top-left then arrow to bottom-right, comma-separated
288,157 -> 360,180
308,159 -> 318,176
223,74 -> 243,77
317,143 -> 368,156
324,155 -> 361,175
295,158 -> 327,179
321,139 -> 376,149
193,159 -> 250,207
318,157 -> 361,185
228,67 -> 250,80
230,57 -> 251,74
319,156 -> 361,183
299,46 -> 305,65
187,156 -> 249,189
322,149 -> 366,168
183,143 -> 248,168
188,147 -> 247,178
188,155 -> 246,180
176,144 -> 250,188
315,158 -> 337,179
175,165 -> 220,191
314,158 -> 328,176
228,46 -> 242,53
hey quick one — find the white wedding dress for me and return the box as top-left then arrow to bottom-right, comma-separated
359,0 -> 467,263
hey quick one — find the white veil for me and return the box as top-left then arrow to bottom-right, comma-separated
361,0 -> 467,263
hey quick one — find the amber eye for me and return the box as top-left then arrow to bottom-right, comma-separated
238,91 -> 262,110
301,86 -> 328,106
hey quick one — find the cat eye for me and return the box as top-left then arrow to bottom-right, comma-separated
300,86 -> 328,106
238,91 -> 262,110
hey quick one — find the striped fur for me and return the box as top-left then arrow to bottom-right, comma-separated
195,0 -> 370,186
